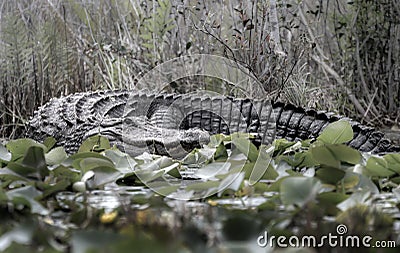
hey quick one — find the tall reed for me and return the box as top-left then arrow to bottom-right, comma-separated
1,0 -> 399,139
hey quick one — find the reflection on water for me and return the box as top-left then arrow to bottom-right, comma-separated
57,185 -> 153,211
53,182 -> 400,250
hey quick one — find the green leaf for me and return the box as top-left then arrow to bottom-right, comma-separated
0,223 -> 34,252
208,134 -> 228,147
137,156 -> 176,172
329,145 -> 361,164
139,33 -> 153,40
311,145 -> 340,168
248,147 -> 277,185
194,162 -> 230,180
273,139 -> 296,154
104,149 -> 136,173
311,144 -> 360,168
317,192 -> 348,215
41,180 -> 71,199
182,146 -> 216,164
383,153 -> 400,174
132,156 -> 182,183
293,151 -> 318,168
69,153 -> 113,171
6,146 -> 48,178
6,139 -> 47,161
163,162 -> 181,178
318,192 -> 348,205
365,156 -> 394,177
52,165 -> 81,183
68,152 -> 109,163
217,172 -> 245,197
231,134 -> 258,162
267,176 -> 290,192
134,169 -> 165,184
280,177 -> 322,207
6,162 -> 37,177
45,147 -> 68,165
79,157 -> 115,173
43,137 -> 57,151
87,166 -> 122,188
214,143 -> 228,161
150,183 -> 180,197
6,186 -> 49,215
316,167 -> 345,184
342,173 -> 359,189
0,167 -> 30,182
21,146 -> 47,176
317,121 -> 353,144
78,135 -> 111,153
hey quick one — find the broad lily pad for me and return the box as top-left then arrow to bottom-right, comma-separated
365,156 -> 394,177
6,186 -> 49,215
280,177 -> 322,207
104,149 -> 137,173
311,144 -> 361,168
21,146 -> 48,177
194,162 -> 231,180
316,167 -> 345,185
6,139 -> 47,162
45,147 -> 68,166
384,153 -> 400,174
311,145 -> 340,168
217,172 -> 245,197
317,120 -> 353,144
0,223 -> 34,251
231,135 -> 258,162
78,135 -> 111,153
248,147 -> 277,185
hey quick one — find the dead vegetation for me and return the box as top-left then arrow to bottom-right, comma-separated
0,0 -> 399,138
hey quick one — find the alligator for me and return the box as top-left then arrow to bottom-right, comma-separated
26,90 -> 400,157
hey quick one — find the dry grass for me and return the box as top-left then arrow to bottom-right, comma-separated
0,0 -> 399,138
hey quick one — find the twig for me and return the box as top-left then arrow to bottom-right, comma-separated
274,49 -> 304,102
311,55 -> 367,116
363,87 -> 378,120
298,4 -> 328,60
269,0 -> 286,56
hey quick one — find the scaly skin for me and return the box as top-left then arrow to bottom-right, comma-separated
25,90 -> 400,157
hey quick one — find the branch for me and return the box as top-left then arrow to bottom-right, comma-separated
311,55 -> 367,117
269,0 -> 286,56
298,5 -> 328,60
